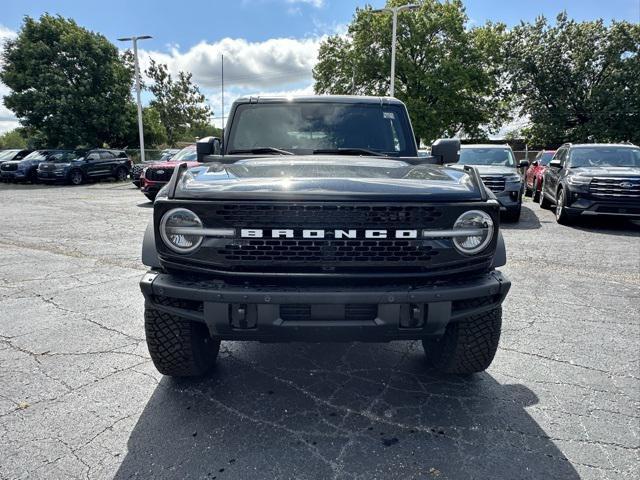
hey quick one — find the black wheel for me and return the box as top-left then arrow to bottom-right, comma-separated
115,167 -> 128,182
531,178 -> 540,203
423,307 -> 502,375
144,192 -> 157,202
28,169 -> 39,184
539,180 -> 552,209
524,181 -> 532,197
555,187 -> 574,225
501,205 -> 521,223
68,170 -> 84,185
145,306 -> 220,377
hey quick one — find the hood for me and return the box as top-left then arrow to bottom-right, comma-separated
450,164 -> 518,176
148,160 -> 200,169
172,156 -> 482,201
569,166 -> 640,177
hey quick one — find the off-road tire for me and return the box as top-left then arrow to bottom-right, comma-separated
524,182 -> 532,197
145,306 -> 220,377
423,307 -> 502,375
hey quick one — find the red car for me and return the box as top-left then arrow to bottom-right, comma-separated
141,145 -> 199,201
524,150 -> 556,202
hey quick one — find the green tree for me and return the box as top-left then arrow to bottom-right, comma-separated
0,128 -> 28,148
121,105 -> 167,148
313,0 -> 509,144
146,59 -> 211,146
506,13 -> 640,145
0,14 -> 134,148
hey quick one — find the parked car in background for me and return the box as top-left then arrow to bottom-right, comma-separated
37,149 -> 131,185
539,143 -> 640,224
524,150 -> 556,201
140,144 -> 198,201
0,149 -> 32,169
457,145 -> 529,222
159,148 -> 180,161
131,160 -> 157,188
1,150 -> 68,183
417,149 -> 429,158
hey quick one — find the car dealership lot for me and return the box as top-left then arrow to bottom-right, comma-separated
0,182 -> 638,480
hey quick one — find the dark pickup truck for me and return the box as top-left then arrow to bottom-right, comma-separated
139,95 -> 511,378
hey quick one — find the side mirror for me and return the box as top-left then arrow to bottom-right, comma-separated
196,136 -> 221,162
518,159 -> 530,168
549,159 -> 562,168
431,138 -> 461,164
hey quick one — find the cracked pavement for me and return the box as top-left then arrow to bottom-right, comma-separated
0,181 -> 638,479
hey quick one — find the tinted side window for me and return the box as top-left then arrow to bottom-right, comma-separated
100,151 -> 115,159
87,152 -> 100,161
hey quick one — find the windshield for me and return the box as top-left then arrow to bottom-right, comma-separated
22,151 -> 48,161
227,102 -> 415,157
171,146 -> 197,162
0,150 -> 19,160
538,152 -> 555,166
50,152 -> 78,163
569,147 -> 640,168
458,147 -> 516,167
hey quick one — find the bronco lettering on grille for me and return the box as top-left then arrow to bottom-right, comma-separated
240,229 -> 418,239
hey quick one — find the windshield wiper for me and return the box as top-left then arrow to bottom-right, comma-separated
312,148 -> 387,157
228,147 -> 294,155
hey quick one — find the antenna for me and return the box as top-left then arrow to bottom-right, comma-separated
221,54 -> 225,130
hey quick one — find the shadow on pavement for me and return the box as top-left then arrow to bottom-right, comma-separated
501,203 -> 542,230
115,342 -> 580,479
136,202 -> 153,208
567,215 -> 640,236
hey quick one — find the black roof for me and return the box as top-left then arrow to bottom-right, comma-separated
233,95 -> 406,106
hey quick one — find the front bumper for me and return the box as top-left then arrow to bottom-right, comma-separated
140,270 -> 511,341
494,185 -> 522,211
565,195 -> 640,218
37,170 -> 67,182
0,171 -> 25,181
141,180 -> 168,194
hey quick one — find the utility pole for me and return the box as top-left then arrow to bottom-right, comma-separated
221,54 -> 225,129
118,35 -> 152,162
371,4 -> 419,97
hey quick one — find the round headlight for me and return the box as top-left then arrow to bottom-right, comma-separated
160,208 -> 203,254
452,210 -> 494,255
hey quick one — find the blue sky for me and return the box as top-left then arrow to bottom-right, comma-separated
1,0 -> 639,132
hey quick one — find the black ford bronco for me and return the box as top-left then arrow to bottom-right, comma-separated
140,96 -> 511,377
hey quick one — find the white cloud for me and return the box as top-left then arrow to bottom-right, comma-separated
0,25 -> 19,134
286,0 -> 325,7
139,35 -> 323,91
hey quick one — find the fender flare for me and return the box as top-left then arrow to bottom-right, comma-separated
142,221 -> 162,268
490,231 -> 506,268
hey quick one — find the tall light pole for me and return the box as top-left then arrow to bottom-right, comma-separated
371,4 -> 419,97
118,35 -> 152,162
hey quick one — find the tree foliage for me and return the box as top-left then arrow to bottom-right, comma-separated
145,59 -> 211,146
0,128 -> 29,149
505,13 -> 640,145
313,0 -> 509,144
0,14 -> 133,148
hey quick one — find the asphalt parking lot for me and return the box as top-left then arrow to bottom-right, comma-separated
0,181 -> 638,480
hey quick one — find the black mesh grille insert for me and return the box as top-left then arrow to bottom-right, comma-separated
219,238 -> 438,265
201,204 -> 443,228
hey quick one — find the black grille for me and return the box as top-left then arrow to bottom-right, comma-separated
480,176 -> 506,192
1,163 -> 18,171
158,202 -> 497,276
39,163 -> 55,171
280,304 -> 378,321
146,167 -> 175,182
201,204 -> 443,228
588,177 -> 640,199
219,238 -> 438,265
